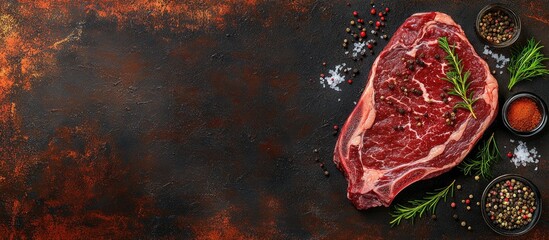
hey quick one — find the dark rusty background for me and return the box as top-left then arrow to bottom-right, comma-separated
0,0 -> 547,239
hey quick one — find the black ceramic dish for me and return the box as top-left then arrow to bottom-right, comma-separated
475,3 -> 521,48
501,92 -> 548,137
481,174 -> 542,236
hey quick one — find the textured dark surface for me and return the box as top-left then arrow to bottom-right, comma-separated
0,0 -> 547,239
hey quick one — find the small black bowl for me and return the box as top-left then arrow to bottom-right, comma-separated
475,3 -> 521,48
501,92 -> 548,137
481,174 -> 542,236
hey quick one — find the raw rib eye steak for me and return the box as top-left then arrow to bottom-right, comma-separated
333,12 -> 498,210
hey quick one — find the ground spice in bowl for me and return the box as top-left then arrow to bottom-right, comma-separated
502,92 -> 548,137
506,97 -> 542,132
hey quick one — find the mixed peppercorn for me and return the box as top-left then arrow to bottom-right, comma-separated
478,10 -> 517,45
485,178 -> 537,230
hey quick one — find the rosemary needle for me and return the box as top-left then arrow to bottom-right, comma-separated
438,37 -> 477,118
508,38 -> 549,90
390,180 -> 455,226
460,132 -> 499,179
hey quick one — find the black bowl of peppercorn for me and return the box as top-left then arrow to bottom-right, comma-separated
501,92 -> 548,137
476,3 -> 521,48
481,174 -> 542,236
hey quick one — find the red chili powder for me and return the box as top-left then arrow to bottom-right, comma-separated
506,97 -> 542,132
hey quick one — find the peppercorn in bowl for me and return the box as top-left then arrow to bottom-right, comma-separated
502,92 -> 548,137
476,3 -> 521,48
481,174 -> 542,236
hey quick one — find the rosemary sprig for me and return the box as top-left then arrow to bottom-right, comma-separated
507,38 -> 549,90
438,37 -> 477,119
459,133 -> 499,179
390,180 -> 455,226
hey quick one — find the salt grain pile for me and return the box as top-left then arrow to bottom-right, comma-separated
510,140 -> 541,170
319,63 -> 352,91
482,45 -> 510,69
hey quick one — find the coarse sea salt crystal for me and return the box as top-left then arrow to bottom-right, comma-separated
482,45 -> 510,69
350,42 -> 366,58
319,63 -> 351,91
510,141 -> 541,169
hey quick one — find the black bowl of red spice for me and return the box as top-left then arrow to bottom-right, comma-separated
502,92 -> 548,137
481,174 -> 542,236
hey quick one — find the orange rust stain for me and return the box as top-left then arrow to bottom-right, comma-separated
190,209 -> 249,240
0,121 -> 158,238
25,123 -> 157,238
0,0 -> 312,116
285,0 -> 312,13
0,0 -> 314,237
526,2 -> 549,25
526,14 -> 549,25
187,198 -> 282,239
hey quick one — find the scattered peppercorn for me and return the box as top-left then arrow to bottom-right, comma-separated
333,125 -> 339,130
466,206 -> 471,211
461,221 -> 466,227
475,175 -> 480,181
507,152 -> 513,158
347,79 -> 353,84
431,214 -> 437,220
451,202 -> 456,208
353,11 -> 358,17
360,31 -> 366,38
465,199 -> 470,205
375,21 -> 381,27
453,214 -> 458,220
456,185 -> 462,190
467,226 -> 472,231
469,194 -> 474,199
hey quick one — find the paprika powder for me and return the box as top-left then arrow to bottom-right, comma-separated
506,97 -> 542,132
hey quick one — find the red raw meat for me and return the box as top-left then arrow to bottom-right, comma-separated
333,12 -> 498,210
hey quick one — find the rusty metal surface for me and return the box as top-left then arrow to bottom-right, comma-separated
0,0 -> 548,239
